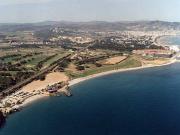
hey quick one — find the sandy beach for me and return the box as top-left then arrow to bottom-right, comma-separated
12,72 -> 68,107
1,58 -> 177,111
0,72 -> 69,111
69,59 -> 177,87
21,72 -> 68,93
20,58 -> 177,107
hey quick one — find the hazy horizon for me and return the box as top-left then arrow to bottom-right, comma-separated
1,20 -> 180,24
0,0 -> 180,23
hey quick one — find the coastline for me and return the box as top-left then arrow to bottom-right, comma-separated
1,58 -> 177,114
18,59 -> 178,107
69,59 -> 176,87
17,34 -> 179,109
13,61 -> 174,109
20,94 -> 49,107
155,35 -> 180,47
154,35 -> 173,47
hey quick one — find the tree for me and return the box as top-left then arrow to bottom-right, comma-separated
95,63 -> 102,67
76,65 -> 85,71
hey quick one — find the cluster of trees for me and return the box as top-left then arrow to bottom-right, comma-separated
0,61 -> 29,71
75,63 -> 102,71
0,72 -> 11,76
76,65 -> 85,71
0,53 -> 44,71
76,55 -> 108,65
148,44 -> 164,49
89,37 -> 161,52
0,76 -> 16,92
16,44 -> 41,48
0,71 -> 35,92
74,56 -> 105,71
58,59 -> 70,68
0,63 -> 20,71
10,53 -> 40,61
36,74 -> 46,81
50,54 -> 71,67
15,71 -> 34,81
0,54 -> 21,61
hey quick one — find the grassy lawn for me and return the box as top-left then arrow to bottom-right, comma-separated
66,56 -> 142,79
25,52 -> 70,70
2,56 -> 22,63
42,53 -> 69,69
25,55 -> 48,68
1,54 -> 22,63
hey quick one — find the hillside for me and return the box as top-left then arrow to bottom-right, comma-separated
0,21 -> 180,32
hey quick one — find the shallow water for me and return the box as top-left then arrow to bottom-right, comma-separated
1,63 -> 180,135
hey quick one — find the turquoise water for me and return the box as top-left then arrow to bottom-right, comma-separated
160,36 -> 180,45
1,63 -> 180,135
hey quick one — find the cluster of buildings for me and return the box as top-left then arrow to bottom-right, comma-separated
10,40 -> 44,46
0,81 -> 68,115
96,30 -> 179,38
107,35 -> 153,46
9,39 -> 55,46
47,82 -> 67,93
0,89 -> 46,114
50,36 -> 93,44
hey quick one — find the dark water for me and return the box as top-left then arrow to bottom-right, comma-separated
1,63 -> 180,135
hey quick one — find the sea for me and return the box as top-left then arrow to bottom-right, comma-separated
159,35 -> 180,45
1,37 -> 180,135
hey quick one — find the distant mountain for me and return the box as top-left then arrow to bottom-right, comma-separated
52,21 -> 180,31
1,21 -> 180,32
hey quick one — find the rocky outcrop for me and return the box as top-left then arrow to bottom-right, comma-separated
0,111 -> 6,128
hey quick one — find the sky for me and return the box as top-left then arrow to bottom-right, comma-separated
0,0 -> 180,23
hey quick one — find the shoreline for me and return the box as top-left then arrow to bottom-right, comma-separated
155,35 -> 180,47
154,35 -> 172,47
16,59 -> 179,107
20,94 -> 49,107
69,59 -> 177,87
1,34 -> 178,114
1,57 -> 177,115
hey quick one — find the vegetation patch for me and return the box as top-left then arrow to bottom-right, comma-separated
66,56 -> 142,79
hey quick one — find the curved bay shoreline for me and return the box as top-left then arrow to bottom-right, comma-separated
2,35 -> 179,117
69,59 -> 176,87
0,57 -> 177,129
22,58 -> 177,107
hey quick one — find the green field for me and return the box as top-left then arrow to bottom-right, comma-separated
0,47 -> 69,91
66,57 -> 142,79
25,55 -> 47,68
2,55 -> 22,63
42,52 -> 69,69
